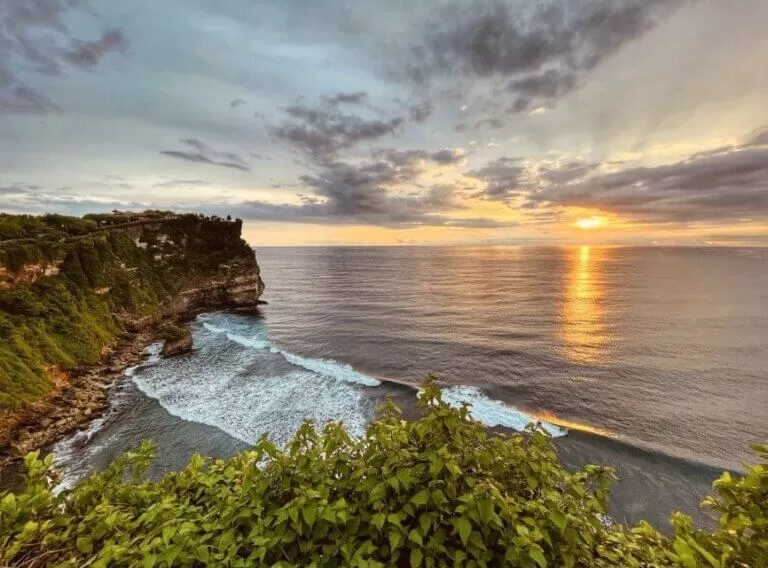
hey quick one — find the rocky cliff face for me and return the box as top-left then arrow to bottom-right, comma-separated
0,212 -> 265,461
1,214 -> 265,335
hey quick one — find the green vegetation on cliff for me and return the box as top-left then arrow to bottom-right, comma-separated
0,381 -> 765,567
0,212 -> 256,409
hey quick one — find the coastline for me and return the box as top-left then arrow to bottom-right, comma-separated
0,324 -> 167,473
4,308 -> 726,529
0,303 -> 265,478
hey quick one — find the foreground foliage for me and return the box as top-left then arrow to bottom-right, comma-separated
1,381 -> 766,567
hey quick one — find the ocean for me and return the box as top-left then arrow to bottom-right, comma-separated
52,246 -> 768,528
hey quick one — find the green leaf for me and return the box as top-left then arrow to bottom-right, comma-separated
674,538 -> 698,568
389,530 -> 403,551
77,536 -> 94,554
302,505 -> 317,527
411,490 -> 429,506
550,510 -> 566,533
410,548 -> 424,567
478,498 -> 493,523
418,513 -> 431,535
162,526 -> 176,546
529,547 -> 547,568
408,529 -> 423,546
372,512 -> 386,530
456,518 -> 471,547
0,493 -> 16,515
689,540 -> 720,568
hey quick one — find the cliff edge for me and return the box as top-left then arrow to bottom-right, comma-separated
0,211 -> 264,459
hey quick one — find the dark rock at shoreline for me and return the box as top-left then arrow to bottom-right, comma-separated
162,327 -> 193,357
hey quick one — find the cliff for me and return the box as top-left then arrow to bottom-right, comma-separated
0,212 -> 264,457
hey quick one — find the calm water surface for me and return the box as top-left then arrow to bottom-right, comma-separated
45,246 -> 768,528
258,246 -> 767,470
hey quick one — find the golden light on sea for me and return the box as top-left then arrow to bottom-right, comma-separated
531,409 -> 616,438
559,246 -> 609,363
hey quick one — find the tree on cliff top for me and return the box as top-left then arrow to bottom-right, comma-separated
1,380 -> 766,567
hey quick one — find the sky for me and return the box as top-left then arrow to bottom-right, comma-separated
1,0 -> 767,246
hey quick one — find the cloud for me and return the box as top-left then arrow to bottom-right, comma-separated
295,154 -> 450,219
0,188 -> 147,216
408,100 -> 433,122
160,139 -> 251,172
0,183 -> 37,195
325,91 -> 367,105
209,145 -> 505,228
0,0 -> 127,113
0,70 -> 60,113
408,0 -> 690,112
746,127 -> 768,148
62,30 -> 126,69
216,198 -> 513,229
372,147 -> 467,168
467,157 -> 528,202
521,130 -> 768,223
271,99 -> 404,161
153,179 -> 212,188
230,99 -> 246,108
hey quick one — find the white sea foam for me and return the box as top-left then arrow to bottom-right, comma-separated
441,386 -> 567,438
128,314 -> 378,446
225,332 -> 269,350
132,368 -> 373,447
278,350 -> 381,387
123,343 -> 163,377
198,312 -> 380,387
203,322 -> 229,334
51,415 -> 108,492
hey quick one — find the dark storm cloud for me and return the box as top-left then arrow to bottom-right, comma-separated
409,0 -> 690,112
522,131 -> 768,223
271,100 -> 404,161
0,0 -> 126,112
159,139 -> 251,172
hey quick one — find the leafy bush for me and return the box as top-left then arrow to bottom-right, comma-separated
1,381 -> 765,567
0,213 -> 98,241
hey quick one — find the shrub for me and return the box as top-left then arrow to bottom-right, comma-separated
1,380 -> 765,567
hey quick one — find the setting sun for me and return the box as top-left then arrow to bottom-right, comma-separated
575,216 -> 606,230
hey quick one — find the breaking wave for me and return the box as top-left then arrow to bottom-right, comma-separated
441,386 -> 568,438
